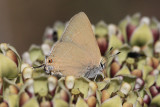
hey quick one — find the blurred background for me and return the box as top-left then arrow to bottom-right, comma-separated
0,0 -> 160,54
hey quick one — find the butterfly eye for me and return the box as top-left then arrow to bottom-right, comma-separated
48,59 -> 53,63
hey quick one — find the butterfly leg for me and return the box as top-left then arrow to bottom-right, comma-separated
93,75 -> 97,81
96,71 -> 104,78
84,71 -> 90,78
93,71 -> 104,81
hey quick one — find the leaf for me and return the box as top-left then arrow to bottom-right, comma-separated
145,75 -> 156,87
101,95 -> 122,107
151,94 -> 160,106
108,35 -> 123,49
138,88 -> 145,98
76,97 -> 88,107
73,77 -> 90,98
33,76 -> 48,97
118,44 -> 131,64
156,74 -> 160,87
142,42 -> 153,57
137,59 -> 146,70
142,65 -> 152,80
106,78 -> 122,95
126,91 -> 138,105
8,94 -> 19,107
32,69 -> 46,78
116,66 -> 131,76
23,97 -> 39,107
96,90 -> 102,106
53,98 -> 69,107
97,81 -> 109,91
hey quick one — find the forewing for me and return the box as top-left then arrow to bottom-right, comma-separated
60,12 -> 101,65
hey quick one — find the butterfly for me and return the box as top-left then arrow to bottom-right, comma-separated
44,12 -> 106,79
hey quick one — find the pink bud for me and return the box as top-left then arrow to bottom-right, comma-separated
134,78 -> 144,90
143,94 -> 151,105
149,86 -> 159,97
126,24 -> 136,42
97,37 -> 108,56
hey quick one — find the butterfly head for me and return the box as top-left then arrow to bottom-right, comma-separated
45,56 -> 54,73
43,55 -> 63,77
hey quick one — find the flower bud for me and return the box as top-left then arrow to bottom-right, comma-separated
154,41 -> 160,53
152,28 -> 159,43
0,43 -> 9,51
43,27 -> 54,40
0,78 -> 3,95
126,23 -> 136,42
48,76 -> 58,96
22,67 -> 33,82
149,86 -> 159,97
123,102 -> 133,107
19,92 -> 30,107
108,24 -> 124,42
120,82 -> 131,95
60,89 -> 69,102
0,53 -> 19,79
149,69 -> 159,76
101,90 -> 110,103
110,62 -> 120,77
0,102 -> 8,107
87,96 -> 96,107
132,46 -> 141,53
22,52 -> 32,65
150,18 -> 159,43
88,82 -> 97,97
131,69 -> 142,78
65,76 -> 75,90
6,50 -> 18,66
41,43 -> 51,56
137,97 -> 144,105
0,43 -> 21,72
140,17 -> 150,25
97,37 -> 108,56
116,75 -> 124,81
155,83 -> 160,92
25,79 -> 34,97
152,57 -> 159,69
21,63 -> 30,73
40,101 -> 52,107
146,57 -> 152,67
9,85 -> 19,94
108,24 -> 118,36
143,94 -> 151,105
134,78 -> 144,90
